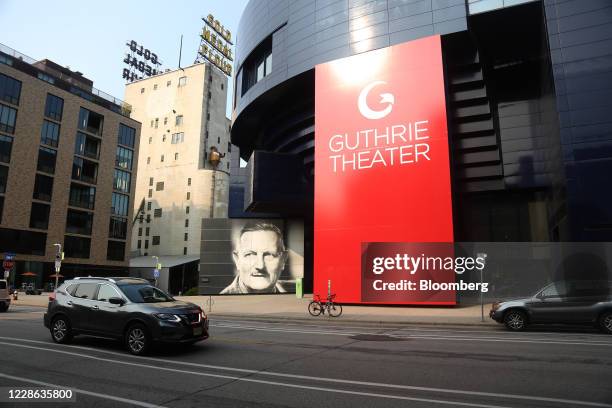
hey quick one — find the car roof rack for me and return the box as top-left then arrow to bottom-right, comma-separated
72,277 -> 149,283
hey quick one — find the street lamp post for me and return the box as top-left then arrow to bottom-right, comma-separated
53,243 -> 62,291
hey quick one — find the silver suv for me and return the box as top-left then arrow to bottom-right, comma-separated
490,280 -> 612,333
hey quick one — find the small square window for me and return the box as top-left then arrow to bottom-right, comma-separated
154,118 -> 158,128
175,153 -> 178,160
154,208 -> 162,217
146,227 -> 150,236
144,240 -> 149,249
147,201 -> 151,211
148,189 -> 152,198
161,155 -> 164,162
178,76 -> 187,86
141,88 -> 145,93
166,80 -> 171,87
186,206 -> 190,214
184,233 -> 188,241
156,182 -> 164,191
152,235 -> 160,245
147,157 -> 151,164
148,137 -> 152,144
185,219 -> 189,227
183,247 -> 187,255
162,135 -> 166,142
164,117 -> 168,125
150,120 -> 154,127
153,84 -> 158,90
149,177 -> 153,186
175,115 -> 183,126
186,192 -> 190,200
187,178 -> 191,186
137,240 -> 142,249
138,228 -> 142,237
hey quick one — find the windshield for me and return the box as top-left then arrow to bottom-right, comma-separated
118,284 -> 173,303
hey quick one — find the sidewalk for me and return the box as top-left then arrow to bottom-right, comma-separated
11,292 -> 496,326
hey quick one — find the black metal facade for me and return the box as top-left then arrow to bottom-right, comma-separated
230,0 -> 612,243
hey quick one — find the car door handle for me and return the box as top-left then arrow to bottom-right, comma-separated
91,305 -> 99,310
66,301 -> 72,305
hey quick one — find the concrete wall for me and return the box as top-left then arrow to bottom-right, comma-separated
125,63 -> 230,257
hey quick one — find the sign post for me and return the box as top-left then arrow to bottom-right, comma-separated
3,252 -> 15,280
53,244 -> 62,291
476,252 -> 488,322
152,256 -> 161,287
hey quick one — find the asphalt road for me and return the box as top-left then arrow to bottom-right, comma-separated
0,305 -> 611,408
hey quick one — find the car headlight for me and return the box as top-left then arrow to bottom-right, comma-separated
491,301 -> 501,311
199,307 -> 207,321
154,313 -> 181,322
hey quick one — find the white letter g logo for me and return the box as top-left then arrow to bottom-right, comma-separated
358,81 -> 395,120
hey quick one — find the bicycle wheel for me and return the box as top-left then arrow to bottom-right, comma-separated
328,303 -> 343,317
308,301 -> 323,316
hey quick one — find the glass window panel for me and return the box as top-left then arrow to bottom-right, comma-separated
0,135 -> 12,164
44,94 -> 64,121
0,74 -> 22,105
118,124 -> 135,148
115,146 -> 133,170
0,103 -> 17,134
37,146 -> 57,174
33,174 -> 53,201
40,120 -> 60,147
66,209 -> 93,235
113,169 -> 131,193
29,202 -> 50,230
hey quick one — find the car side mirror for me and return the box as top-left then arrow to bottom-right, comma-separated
109,297 -> 125,306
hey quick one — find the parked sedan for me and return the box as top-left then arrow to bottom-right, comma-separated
44,277 -> 208,355
490,280 -> 612,333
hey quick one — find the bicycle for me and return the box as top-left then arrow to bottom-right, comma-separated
308,294 -> 343,317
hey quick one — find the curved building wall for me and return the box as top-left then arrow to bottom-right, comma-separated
233,0 -> 467,125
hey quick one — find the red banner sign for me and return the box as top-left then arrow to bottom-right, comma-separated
314,35 -> 455,304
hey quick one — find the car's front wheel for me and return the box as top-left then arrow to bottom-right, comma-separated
51,316 -> 73,344
504,310 -> 527,331
125,323 -> 151,355
599,312 -> 612,334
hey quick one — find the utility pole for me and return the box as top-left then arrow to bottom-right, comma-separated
53,243 -> 62,291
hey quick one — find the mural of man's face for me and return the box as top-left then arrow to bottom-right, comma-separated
233,230 -> 286,292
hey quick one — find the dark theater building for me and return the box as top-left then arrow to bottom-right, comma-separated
229,0 -> 612,292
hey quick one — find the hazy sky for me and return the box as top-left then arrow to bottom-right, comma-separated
0,0 -> 250,116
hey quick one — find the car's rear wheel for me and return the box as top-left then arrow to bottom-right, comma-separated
599,312 -> 612,334
504,310 -> 527,331
51,316 -> 73,344
125,323 -> 151,355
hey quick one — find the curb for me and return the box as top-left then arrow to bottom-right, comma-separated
208,312 -> 498,327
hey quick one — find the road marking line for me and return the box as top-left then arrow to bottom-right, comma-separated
213,323 -> 612,346
0,342 -> 520,408
0,337 -> 610,408
0,372 -> 167,408
213,319 -> 605,338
